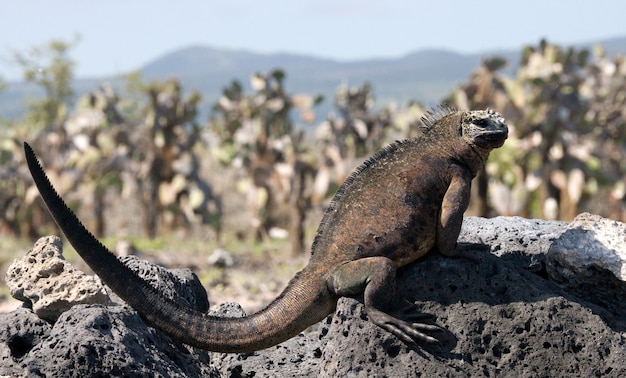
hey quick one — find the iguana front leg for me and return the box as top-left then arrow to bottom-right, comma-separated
436,168 -> 472,257
329,257 -> 440,344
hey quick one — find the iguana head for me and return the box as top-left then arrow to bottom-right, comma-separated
460,109 -> 508,150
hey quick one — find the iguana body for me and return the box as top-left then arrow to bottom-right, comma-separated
24,106 -> 508,352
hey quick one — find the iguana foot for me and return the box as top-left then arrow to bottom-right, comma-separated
330,257 -> 443,345
366,307 -> 442,345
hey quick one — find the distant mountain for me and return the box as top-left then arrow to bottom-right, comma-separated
2,36 -> 626,124
138,46 -> 483,112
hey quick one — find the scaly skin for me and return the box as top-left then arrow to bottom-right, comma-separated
24,106 -> 508,352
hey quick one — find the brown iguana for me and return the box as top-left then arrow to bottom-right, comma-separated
23,105 -> 508,352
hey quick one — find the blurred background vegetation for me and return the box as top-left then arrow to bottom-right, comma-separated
1,38 -> 625,272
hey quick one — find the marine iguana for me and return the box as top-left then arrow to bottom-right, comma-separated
24,105 -> 508,352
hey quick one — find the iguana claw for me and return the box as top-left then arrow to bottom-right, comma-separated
366,308 -> 442,345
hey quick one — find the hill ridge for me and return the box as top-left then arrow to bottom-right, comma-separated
1,36 -> 625,122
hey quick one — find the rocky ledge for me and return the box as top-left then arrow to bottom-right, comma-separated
1,213 -> 625,377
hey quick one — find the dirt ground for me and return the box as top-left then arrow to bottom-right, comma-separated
0,207 -> 321,317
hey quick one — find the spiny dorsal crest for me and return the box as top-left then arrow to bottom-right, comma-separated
420,104 -> 458,132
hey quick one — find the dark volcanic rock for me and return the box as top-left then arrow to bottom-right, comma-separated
0,307 -> 51,377
23,305 -> 217,377
208,303 -> 325,377
0,240 -> 217,377
2,215 -> 626,377
321,248 -> 626,376
117,255 -> 210,312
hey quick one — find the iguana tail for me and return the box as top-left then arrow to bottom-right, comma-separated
24,142 -> 335,352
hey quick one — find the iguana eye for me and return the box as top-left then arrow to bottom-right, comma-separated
473,118 -> 490,127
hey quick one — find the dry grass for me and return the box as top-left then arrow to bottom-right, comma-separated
0,227 -> 315,315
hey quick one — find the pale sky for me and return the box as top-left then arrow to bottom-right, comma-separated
1,0 -> 625,81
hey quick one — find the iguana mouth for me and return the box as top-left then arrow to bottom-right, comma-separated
477,129 -> 508,145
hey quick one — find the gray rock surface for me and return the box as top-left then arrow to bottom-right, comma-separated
460,216 -> 566,274
117,255 -> 210,312
5,236 -> 111,321
2,215 -> 626,377
1,241 -> 217,377
0,307 -> 51,377
547,212 -> 626,322
321,248 -> 625,376
460,216 -> 567,255
548,212 -> 626,280
208,303 -> 324,377
22,304 -> 218,377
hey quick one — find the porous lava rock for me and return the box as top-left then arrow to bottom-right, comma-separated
5,236 -> 111,321
2,215 -> 626,377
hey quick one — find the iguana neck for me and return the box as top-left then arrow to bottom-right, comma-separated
447,141 -> 488,177
466,143 -> 488,175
